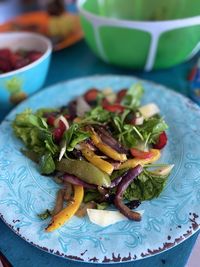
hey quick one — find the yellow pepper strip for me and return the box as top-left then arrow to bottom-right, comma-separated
118,149 -> 161,169
90,132 -> 127,162
81,147 -> 114,175
46,185 -> 84,232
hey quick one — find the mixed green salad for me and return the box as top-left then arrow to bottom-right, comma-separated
13,84 -> 173,231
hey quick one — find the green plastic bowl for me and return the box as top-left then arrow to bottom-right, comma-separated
78,0 -> 200,70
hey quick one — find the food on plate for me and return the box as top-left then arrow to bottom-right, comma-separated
0,48 -> 43,74
13,84 -> 174,231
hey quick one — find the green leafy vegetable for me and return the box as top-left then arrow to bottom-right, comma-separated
139,116 -> 168,144
84,106 -> 111,123
67,131 -> 90,151
13,109 -> 59,156
112,113 -> 168,148
39,153 -> 55,174
122,83 -> 144,109
13,109 -> 59,174
124,169 -> 170,201
83,190 -> 101,203
63,123 -> 90,152
110,169 -> 128,180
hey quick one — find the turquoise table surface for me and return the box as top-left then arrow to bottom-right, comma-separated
0,4 -> 200,266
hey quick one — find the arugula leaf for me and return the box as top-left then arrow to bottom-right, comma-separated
63,123 -> 90,152
112,112 -> 168,148
122,84 -> 144,109
84,106 -> 111,123
139,116 -> 168,144
39,153 -> 55,174
64,124 -> 79,146
40,131 -> 58,154
112,116 -> 143,147
67,131 -> 90,151
124,169 -> 169,201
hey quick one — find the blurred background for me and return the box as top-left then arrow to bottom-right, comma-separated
0,0 -> 75,24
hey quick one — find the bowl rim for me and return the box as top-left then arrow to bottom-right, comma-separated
77,0 -> 200,25
0,32 -> 52,78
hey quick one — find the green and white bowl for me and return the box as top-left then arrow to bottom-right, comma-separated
78,0 -> 200,71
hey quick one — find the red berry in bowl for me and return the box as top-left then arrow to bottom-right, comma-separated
0,47 -> 44,74
27,51 -> 43,63
0,58 -> 12,73
14,58 -> 30,70
0,48 -> 11,60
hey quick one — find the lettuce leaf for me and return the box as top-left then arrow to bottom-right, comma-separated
13,109 -> 58,175
124,169 -> 169,201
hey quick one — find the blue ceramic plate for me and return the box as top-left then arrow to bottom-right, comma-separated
0,76 -> 200,264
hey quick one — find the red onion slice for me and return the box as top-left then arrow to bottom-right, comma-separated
62,173 -> 96,189
114,165 -> 143,221
95,126 -> 128,154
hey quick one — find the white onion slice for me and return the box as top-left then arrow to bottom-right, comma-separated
87,209 -> 144,227
76,96 -> 91,117
139,103 -> 160,119
54,115 -> 69,130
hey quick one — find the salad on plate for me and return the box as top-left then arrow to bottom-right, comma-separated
12,84 -> 174,232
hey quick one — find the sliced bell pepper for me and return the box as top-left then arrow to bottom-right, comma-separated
46,185 -> 83,232
56,158 -> 111,187
81,147 -> 114,175
118,149 -> 160,169
130,148 -> 154,159
90,131 -> 127,162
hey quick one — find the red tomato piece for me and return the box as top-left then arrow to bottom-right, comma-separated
84,88 -> 99,102
116,89 -> 127,103
58,120 -> 66,132
103,103 -> 125,113
53,128 -> 63,143
47,115 -> 55,126
130,148 -> 154,159
153,131 -> 168,149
